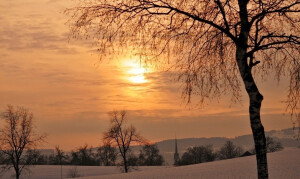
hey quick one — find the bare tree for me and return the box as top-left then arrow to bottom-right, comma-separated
0,105 -> 46,179
138,144 -> 164,166
97,144 -> 117,166
266,136 -> 284,153
103,110 -> 144,173
67,1 -> 300,178
218,141 -> 244,160
24,149 -> 46,165
55,146 -> 68,179
70,145 -> 97,166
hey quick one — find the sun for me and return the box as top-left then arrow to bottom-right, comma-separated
123,60 -> 149,84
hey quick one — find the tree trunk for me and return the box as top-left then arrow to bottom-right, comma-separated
236,48 -> 268,179
249,90 -> 268,179
16,171 -> 20,179
123,155 -> 128,173
14,164 -> 20,179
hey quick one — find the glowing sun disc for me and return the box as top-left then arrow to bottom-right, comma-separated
123,60 -> 149,84
129,75 -> 148,84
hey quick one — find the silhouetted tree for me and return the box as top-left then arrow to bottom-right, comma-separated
70,145 -> 97,166
266,136 -> 284,153
138,144 -> 164,166
68,1 -> 300,178
97,144 -> 117,166
55,146 -> 68,179
0,105 -> 46,179
24,149 -> 46,165
218,141 -> 244,160
127,152 -> 139,166
179,145 -> 216,165
103,110 -> 144,173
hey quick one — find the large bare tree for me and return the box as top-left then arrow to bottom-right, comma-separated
103,110 -> 144,173
0,105 -> 46,179
67,1 -> 300,178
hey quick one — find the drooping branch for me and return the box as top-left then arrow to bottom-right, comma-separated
248,35 -> 300,54
67,0 -> 299,109
249,1 -> 300,26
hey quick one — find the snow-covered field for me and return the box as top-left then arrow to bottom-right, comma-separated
78,148 -> 300,179
1,148 -> 299,179
0,165 -> 164,179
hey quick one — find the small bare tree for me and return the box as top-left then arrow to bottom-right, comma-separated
55,146 -> 68,179
103,110 -> 144,173
218,141 -> 244,160
0,105 -> 46,179
266,136 -> 284,153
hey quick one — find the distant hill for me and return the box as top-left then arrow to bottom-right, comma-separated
36,128 -> 299,165
153,127 -> 299,165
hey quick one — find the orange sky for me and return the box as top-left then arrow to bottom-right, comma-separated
0,0 -> 294,150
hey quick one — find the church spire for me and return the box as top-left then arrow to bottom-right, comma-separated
174,135 -> 179,165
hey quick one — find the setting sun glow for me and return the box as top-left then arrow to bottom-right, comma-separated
124,60 -> 149,84
0,0 -> 294,160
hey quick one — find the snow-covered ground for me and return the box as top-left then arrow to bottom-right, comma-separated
0,165 -> 164,179
78,148 -> 300,179
1,148 -> 299,179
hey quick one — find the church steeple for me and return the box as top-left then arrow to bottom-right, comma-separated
174,135 -> 179,165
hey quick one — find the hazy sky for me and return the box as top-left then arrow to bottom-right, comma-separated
0,0 -> 294,150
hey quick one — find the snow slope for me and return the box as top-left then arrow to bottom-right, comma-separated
0,165 -> 164,179
77,148 -> 300,179
1,148 -> 298,179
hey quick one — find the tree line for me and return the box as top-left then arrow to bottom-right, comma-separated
0,106 -> 164,179
176,139 -> 283,166
0,143 -> 164,167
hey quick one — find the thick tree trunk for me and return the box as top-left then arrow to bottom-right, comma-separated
249,91 -> 268,179
236,48 -> 268,179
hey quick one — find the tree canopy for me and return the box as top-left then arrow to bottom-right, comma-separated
67,1 -> 300,178
68,0 -> 299,112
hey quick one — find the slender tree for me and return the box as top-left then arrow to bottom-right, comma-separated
0,105 -> 46,179
103,110 -> 144,173
55,146 -> 68,179
67,1 -> 300,178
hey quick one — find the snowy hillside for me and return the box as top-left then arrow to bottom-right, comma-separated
1,149 -> 298,179
77,148 -> 299,179
154,128 -> 300,164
